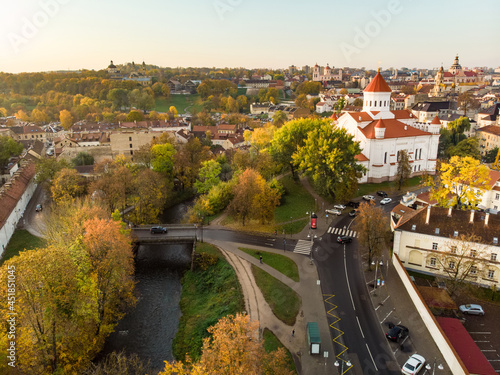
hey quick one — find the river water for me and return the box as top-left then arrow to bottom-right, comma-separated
99,201 -> 193,372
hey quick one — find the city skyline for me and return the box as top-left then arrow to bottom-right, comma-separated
0,0 -> 499,73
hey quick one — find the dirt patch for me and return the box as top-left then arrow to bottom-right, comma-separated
417,286 -> 457,309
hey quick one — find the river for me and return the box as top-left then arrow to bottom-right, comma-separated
99,201 -> 193,372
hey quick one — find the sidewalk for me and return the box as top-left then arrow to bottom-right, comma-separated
209,240 -> 336,375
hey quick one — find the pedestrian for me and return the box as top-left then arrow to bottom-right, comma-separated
292,329 -> 295,337
259,255 -> 263,264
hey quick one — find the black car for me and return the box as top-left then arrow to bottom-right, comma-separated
377,191 -> 388,197
337,235 -> 352,244
386,324 -> 409,342
150,226 -> 167,234
347,201 -> 360,208
348,209 -> 357,217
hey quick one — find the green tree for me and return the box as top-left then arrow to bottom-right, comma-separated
334,97 -> 346,114
292,121 -> 365,200
0,136 -> 23,169
51,168 -> 86,204
35,157 -> 71,190
352,98 -> 363,107
72,151 -> 94,166
151,142 -> 176,176
194,159 -> 221,194
448,137 -> 480,160
107,88 -> 129,110
126,109 -> 144,122
428,156 -> 490,209
484,147 -> 499,163
128,168 -> 168,224
272,110 -> 288,127
396,149 -> 412,190
173,138 -> 212,190
129,88 -> 155,112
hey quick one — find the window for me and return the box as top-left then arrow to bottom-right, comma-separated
435,228 -> 440,234
453,231 -> 458,237
430,257 -> 436,267
129,144 -> 133,148
130,150 -> 133,155
129,136 -> 132,141
450,246 -> 457,254
470,249 -> 476,258
374,101 -> 377,107
470,266 -> 477,275
432,243 -> 438,250
494,237 -> 499,245
496,193 -> 500,200
384,152 -> 387,164
492,253 -> 497,261
449,261 -> 455,270
488,269 -> 495,279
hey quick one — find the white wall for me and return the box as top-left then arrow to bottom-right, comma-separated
392,253 -> 468,375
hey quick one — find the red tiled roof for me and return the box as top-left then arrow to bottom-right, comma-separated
355,153 -> 369,162
437,317 -> 495,375
477,125 -> 500,137
364,72 -> 392,93
391,110 -> 414,119
347,111 -> 373,122
0,163 -> 36,229
359,119 -> 430,139
487,169 -> 500,188
431,116 -> 441,125
374,119 -> 385,128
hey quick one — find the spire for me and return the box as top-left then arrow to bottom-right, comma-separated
364,72 -> 392,93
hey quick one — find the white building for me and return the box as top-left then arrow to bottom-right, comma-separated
393,205 -> 500,288
335,71 -> 440,183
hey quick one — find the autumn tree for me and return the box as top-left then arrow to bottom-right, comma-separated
90,160 -> 134,212
457,91 -> 479,116
354,201 -> 390,270
434,234 -> 487,295
59,109 -> 74,129
0,135 -> 23,169
159,313 -> 293,375
228,169 -> 280,225
126,109 -> 144,122
293,121 -> 364,201
128,168 -> 168,224
169,105 -> 178,118
173,137 -> 212,191
428,156 -> 490,209
396,149 -> 412,190
272,110 -> 288,127
51,168 -> 86,204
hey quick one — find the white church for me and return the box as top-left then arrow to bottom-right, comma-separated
335,71 -> 440,183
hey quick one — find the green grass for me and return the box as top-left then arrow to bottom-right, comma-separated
155,94 -> 203,114
251,265 -> 301,326
173,243 -> 245,361
263,328 -> 297,373
239,248 -> 299,282
275,175 -> 316,231
0,230 -> 46,266
356,176 -> 423,197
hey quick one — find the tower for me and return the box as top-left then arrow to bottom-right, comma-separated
362,70 -> 392,113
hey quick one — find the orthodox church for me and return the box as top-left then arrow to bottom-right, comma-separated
335,71 -> 440,183
431,55 -> 484,96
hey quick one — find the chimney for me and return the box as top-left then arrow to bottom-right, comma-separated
447,207 -> 452,217
425,205 -> 431,224
469,210 -> 475,223
485,213 -> 490,227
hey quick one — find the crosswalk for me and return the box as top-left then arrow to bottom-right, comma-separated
293,239 -> 312,255
327,227 -> 357,238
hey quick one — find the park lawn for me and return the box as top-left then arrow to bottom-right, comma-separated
251,265 -> 301,326
0,230 -> 46,266
155,94 -> 203,114
173,242 -> 245,361
356,176 -> 423,197
239,248 -> 299,282
263,328 -> 297,374
275,175 -> 316,227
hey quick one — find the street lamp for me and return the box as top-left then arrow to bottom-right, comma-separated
425,358 -> 443,375
371,259 -> 384,290
334,359 -> 352,375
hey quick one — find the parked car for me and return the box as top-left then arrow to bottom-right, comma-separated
363,195 -> 375,201
333,204 -> 346,210
150,226 -> 167,234
337,235 -> 352,244
326,209 -> 341,216
348,209 -> 358,217
377,191 -> 388,197
347,201 -> 360,208
380,197 -> 392,205
35,204 -> 43,212
386,324 -> 409,342
401,354 -> 425,375
459,304 -> 484,315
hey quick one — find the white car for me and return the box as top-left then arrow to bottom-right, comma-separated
333,204 -> 346,210
363,195 -> 375,201
380,197 -> 392,205
402,354 -> 425,375
326,209 -> 341,216
459,304 -> 484,315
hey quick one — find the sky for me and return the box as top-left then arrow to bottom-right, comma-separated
0,0 -> 499,73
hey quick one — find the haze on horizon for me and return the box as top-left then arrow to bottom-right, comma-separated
0,0 -> 499,74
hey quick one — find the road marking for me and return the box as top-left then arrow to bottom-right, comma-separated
382,295 -> 390,304
265,243 -> 274,246
475,340 -> 490,343
380,309 -> 394,324
470,332 -> 491,334
356,316 -> 365,338
482,350 -> 497,352
365,343 -> 378,371
344,247 -> 356,312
